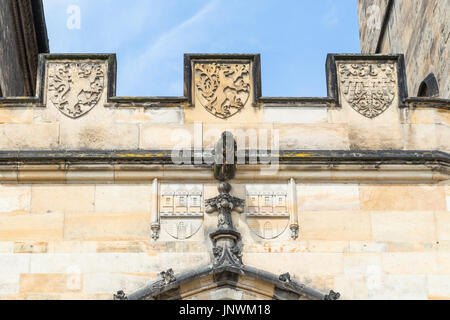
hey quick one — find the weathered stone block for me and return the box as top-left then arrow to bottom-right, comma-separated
371,211 -> 436,242
333,275 -> 367,300
360,185 -> 446,211
300,211 -> 371,241
0,213 -> 64,241
0,185 -> 31,213
19,274 -> 83,294
402,124 -> 437,150
344,253 -> 382,276
297,184 -> 360,211
14,242 -> 48,254
427,275 -> 450,299
0,274 -> 20,294
31,185 -> 95,214
274,124 -> 350,150
64,212 -> 150,241
348,124 -> 403,150
113,107 -> 183,124
94,185 -> 152,213
382,253 -> 437,274
0,108 -> 33,124
0,242 -> 14,253
262,107 -> 328,124
59,123 -> 139,150
243,253 -> 344,276
436,211 -> 450,241
367,275 -> 428,300
0,255 -> 30,274
347,242 -> 387,253
83,273 -> 155,294
140,123 -> 194,149
0,123 -> 60,150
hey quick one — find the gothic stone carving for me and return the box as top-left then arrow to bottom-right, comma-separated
290,224 -> 299,240
324,290 -> 341,300
159,184 -> 203,240
113,290 -> 128,300
150,222 -> 160,241
206,182 -> 245,267
246,184 -> 290,240
151,269 -> 177,291
195,62 -> 251,119
337,62 -> 396,119
47,62 -> 105,119
206,182 -> 245,230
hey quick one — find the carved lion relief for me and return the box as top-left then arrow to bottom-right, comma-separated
194,62 -> 251,119
337,62 -> 396,119
47,62 -> 105,119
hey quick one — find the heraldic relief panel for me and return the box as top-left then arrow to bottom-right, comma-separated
159,184 -> 204,240
194,61 -> 251,119
47,61 -> 106,119
337,62 -> 397,119
246,184 -> 291,240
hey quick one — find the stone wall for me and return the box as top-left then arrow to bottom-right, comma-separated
0,53 -> 448,300
0,55 -> 447,153
0,182 -> 448,299
357,0 -> 449,98
0,0 -> 49,97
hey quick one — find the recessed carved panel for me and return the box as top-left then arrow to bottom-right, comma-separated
194,62 -> 251,119
337,62 -> 396,119
159,184 -> 203,240
47,61 -> 105,119
245,184 -> 290,240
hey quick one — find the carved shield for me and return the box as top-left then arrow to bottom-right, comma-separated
47,62 -> 105,119
246,185 -> 290,240
159,185 -> 204,240
195,63 -> 250,119
338,63 -> 396,119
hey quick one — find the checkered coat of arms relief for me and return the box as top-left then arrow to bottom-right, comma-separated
338,63 -> 396,119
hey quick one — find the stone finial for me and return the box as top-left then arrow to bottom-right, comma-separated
324,290 -> 341,300
113,290 -> 128,300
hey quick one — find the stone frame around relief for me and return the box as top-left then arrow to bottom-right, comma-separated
158,183 -> 204,241
245,183 -> 291,240
326,54 -> 408,109
184,54 -> 262,109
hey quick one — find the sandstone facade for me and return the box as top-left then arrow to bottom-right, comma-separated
0,53 -> 448,300
357,0 -> 449,98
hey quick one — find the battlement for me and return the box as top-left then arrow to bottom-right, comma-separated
0,53 -> 448,157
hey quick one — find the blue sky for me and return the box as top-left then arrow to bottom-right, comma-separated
43,0 -> 360,97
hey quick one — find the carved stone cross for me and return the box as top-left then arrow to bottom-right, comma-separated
205,182 -> 245,230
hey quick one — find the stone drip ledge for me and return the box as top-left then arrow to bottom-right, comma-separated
0,53 -> 448,111
0,149 -> 447,183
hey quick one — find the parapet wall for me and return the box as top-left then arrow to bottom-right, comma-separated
0,53 -> 448,300
0,53 -> 448,153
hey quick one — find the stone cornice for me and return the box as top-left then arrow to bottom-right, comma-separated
0,150 -> 447,184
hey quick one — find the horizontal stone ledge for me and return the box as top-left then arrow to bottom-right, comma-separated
258,97 -> 335,108
403,98 -> 450,110
0,164 -> 447,184
0,150 -> 447,164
